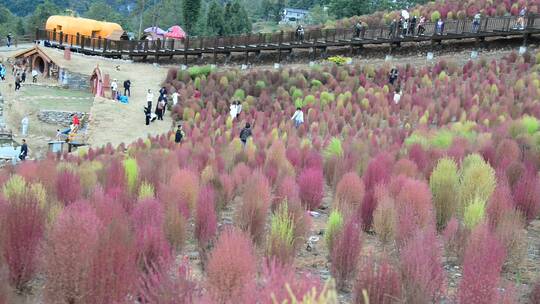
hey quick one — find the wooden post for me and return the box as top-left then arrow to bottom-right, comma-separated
35,28 -> 39,41
98,37 -> 102,50
184,36 -> 189,65
81,35 -> 85,50
59,31 -> 63,45
482,17 -> 489,32
278,31 -> 283,62
213,37 -> 218,64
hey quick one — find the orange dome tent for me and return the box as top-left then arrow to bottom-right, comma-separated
45,16 -> 124,39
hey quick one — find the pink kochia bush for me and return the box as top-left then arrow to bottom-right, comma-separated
353,254 -> 401,304
331,218 -> 363,289
298,167 -> 324,210
131,198 -> 171,269
400,229 -> 445,303
195,185 -> 218,267
335,172 -> 365,216
512,165 -> 540,223
43,202 -> 101,303
206,228 -> 257,303
258,259 -> 321,304
458,223 -> 507,304
56,169 -> 82,205
237,171 -> 271,244
362,153 -> 393,230
0,196 -> 45,291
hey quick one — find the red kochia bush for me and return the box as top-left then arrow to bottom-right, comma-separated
0,196 -> 45,290
56,169 -> 82,205
353,254 -> 401,304
362,152 -> 393,230
206,228 -> 257,303
335,172 -> 365,216
195,185 -> 218,267
512,166 -> 540,223
257,259 -> 321,304
400,229 -> 445,303
44,202 -> 101,303
487,177 -> 514,227
331,218 -> 363,289
298,167 -> 324,210
131,199 -> 171,269
238,171 -> 271,244
458,223 -> 506,304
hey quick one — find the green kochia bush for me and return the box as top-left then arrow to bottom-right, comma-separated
267,202 -> 295,265
521,115 -> 540,134
233,89 -> 246,101
464,197 -> 486,229
430,158 -> 459,229
459,154 -> 496,216
187,65 -> 214,79
124,158 -> 138,193
323,137 -> 343,159
326,210 -> 344,256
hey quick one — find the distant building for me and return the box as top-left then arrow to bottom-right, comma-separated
281,8 -> 309,24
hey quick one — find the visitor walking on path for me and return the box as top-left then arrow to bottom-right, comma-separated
159,86 -> 167,101
409,16 -> 417,35
175,124 -> 186,143
172,91 -> 179,106
230,101 -> 238,120
518,7 -> 527,30
19,139 -> 28,161
389,68 -> 399,85
291,107 -> 304,128
123,79 -> 131,96
6,33 -> 12,47
473,13 -> 481,33
156,99 -> 165,120
354,22 -> 363,38
0,64 -> 6,81
389,19 -> 397,38
144,106 -> 151,125
14,74 -> 21,91
21,70 -> 26,83
31,69 -> 38,83
436,19 -> 445,35
21,115 -> 29,136
417,16 -> 426,35
111,79 -> 118,100
147,89 -> 154,109
239,123 -> 252,147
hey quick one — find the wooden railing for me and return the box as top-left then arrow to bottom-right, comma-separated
35,14 -> 540,61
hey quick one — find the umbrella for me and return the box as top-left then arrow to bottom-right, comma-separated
401,10 -> 410,19
144,26 -> 166,35
165,25 -> 187,39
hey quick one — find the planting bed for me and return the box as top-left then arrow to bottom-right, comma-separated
2,50 -> 540,303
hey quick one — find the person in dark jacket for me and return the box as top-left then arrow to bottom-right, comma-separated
159,86 -> 167,100
19,139 -> 28,160
389,19 -> 397,38
389,67 -> 399,85
123,80 -> 131,96
144,106 -> 151,125
175,125 -> 185,143
15,74 -> 21,91
409,16 -> 417,35
239,123 -> 252,146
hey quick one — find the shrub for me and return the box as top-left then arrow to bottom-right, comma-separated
323,137 -> 344,159
331,218 -> 362,289
431,11 -> 441,22
2,175 -> 26,200
429,158 -> 459,229
44,202 -> 101,303
138,259 -> 198,304
138,181 -> 155,200
298,167 -> 324,210
395,178 -> 434,244
362,153 -> 393,230
326,210 -> 344,255
188,65 -> 213,78
463,197 -> 486,229
487,180 -> 514,228
237,171 -> 271,244
131,199 -> 171,269
1,196 -> 45,291
206,228 -> 257,303
459,154 -> 496,215
353,255 -> 401,304
334,172 -> 364,217
458,223 -> 506,304
274,176 -> 301,208
267,202 -> 296,265
373,186 -> 397,245
195,185 -> 217,266
494,210 -> 527,269
171,169 -> 200,211
521,115 -> 539,134
124,158 -> 138,193
233,88 -> 246,100
55,169 -> 82,206
512,166 -> 540,223
258,259 -> 321,304
400,229 -> 445,303
530,281 -> 540,304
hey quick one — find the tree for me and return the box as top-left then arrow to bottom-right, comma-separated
328,0 -> 370,19
307,5 -> 330,25
207,1 -> 225,36
16,18 -> 25,35
183,0 -> 201,33
26,0 -> 61,34
261,0 -> 285,22
84,1 -> 125,26
224,0 -> 251,35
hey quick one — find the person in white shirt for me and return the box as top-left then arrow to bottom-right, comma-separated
146,89 -> 154,109
111,79 -> 118,100
393,88 -> 402,104
291,107 -> 304,128
229,102 -> 238,120
31,69 -> 38,83
172,91 -> 179,106
236,101 -> 242,117
21,115 -> 29,136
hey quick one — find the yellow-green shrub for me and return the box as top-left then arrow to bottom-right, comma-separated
463,197 -> 486,229
459,154 -> 496,214
326,210 -> 344,255
430,158 -> 460,229
124,158 -> 138,193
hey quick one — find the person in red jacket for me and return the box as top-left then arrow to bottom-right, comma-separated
72,114 -> 80,126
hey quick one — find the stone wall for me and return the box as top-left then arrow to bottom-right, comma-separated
58,69 -> 91,91
38,110 -> 87,127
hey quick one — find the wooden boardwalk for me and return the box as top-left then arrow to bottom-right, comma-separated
36,15 -> 540,64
